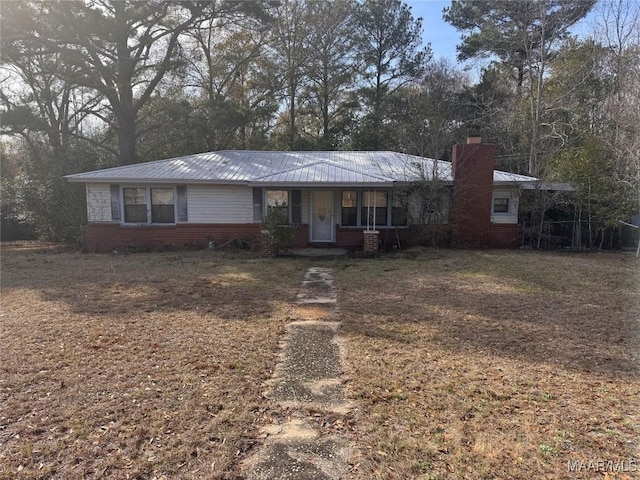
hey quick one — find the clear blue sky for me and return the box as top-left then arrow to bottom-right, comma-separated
406,0 -> 600,67
406,1 -> 460,62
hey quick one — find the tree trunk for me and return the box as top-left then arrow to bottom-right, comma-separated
117,112 -> 137,165
115,2 -> 137,165
289,77 -> 296,150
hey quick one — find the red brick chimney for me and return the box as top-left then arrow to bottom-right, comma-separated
451,137 -> 496,247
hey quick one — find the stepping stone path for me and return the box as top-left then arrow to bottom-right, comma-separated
242,267 -> 352,479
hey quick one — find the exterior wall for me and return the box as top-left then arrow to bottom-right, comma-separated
81,183 -> 523,252
490,223 -> 520,248
187,185 -> 254,224
82,223 -> 311,253
83,223 -> 259,253
491,188 -> 519,224
336,227 -> 365,247
301,190 -> 310,224
86,184 -> 113,223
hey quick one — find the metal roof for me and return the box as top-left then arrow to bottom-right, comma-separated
65,150 -> 540,186
251,160 -> 394,185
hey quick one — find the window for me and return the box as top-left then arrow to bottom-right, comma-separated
266,190 -> 289,222
123,187 -> 175,223
341,191 -> 357,226
123,188 -> 147,223
361,191 -> 387,227
392,191 -> 408,226
151,188 -> 175,223
339,190 -> 409,227
493,197 -> 509,213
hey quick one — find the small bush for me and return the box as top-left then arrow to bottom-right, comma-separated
261,208 -> 296,256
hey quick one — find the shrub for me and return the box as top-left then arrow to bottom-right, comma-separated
261,208 -> 296,256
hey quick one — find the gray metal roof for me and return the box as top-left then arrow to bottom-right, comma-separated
65,150 -> 540,186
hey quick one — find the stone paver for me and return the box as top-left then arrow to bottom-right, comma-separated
295,267 -> 337,305
242,267 -> 352,480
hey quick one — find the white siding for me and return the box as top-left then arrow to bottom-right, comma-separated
187,185 -> 254,223
86,183 -> 112,222
491,188 -> 519,224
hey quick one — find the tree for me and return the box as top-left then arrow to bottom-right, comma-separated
549,137 -> 630,248
386,59 -> 468,159
352,0 -> 430,150
444,0 -> 596,175
270,0 -> 311,150
444,0 -> 596,93
594,0 -> 640,215
1,1 -> 269,165
181,13 -> 278,150
303,0 -> 358,149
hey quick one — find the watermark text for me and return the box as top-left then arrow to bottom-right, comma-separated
567,458 -> 637,473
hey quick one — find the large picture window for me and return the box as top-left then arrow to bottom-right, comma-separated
123,187 -> 175,224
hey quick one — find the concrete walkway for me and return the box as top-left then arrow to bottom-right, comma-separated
242,267 -> 352,479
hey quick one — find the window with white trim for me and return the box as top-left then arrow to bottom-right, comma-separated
123,187 -> 175,224
493,197 -> 509,213
339,190 -> 408,227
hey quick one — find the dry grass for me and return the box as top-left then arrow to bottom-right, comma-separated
0,244 -> 308,480
1,244 -> 638,480
336,249 -> 640,480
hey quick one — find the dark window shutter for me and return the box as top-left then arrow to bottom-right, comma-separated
291,190 -> 302,224
253,187 -> 263,222
110,185 -> 121,221
176,186 -> 188,222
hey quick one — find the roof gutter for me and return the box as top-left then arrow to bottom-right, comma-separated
519,181 -> 575,191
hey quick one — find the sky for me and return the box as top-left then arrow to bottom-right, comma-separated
406,0 -> 601,68
406,0 -> 461,62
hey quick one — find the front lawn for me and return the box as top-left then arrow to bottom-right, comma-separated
0,246 -> 306,479
1,245 -> 637,479
336,249 -> 639,480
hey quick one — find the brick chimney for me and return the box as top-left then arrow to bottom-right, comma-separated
451,137 -> 496,247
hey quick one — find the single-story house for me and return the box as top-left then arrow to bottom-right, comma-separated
66,138 -> 545,252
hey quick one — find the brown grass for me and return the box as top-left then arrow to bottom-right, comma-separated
0,244 -> 308,480
336,249 -> 640,480
1,244 -> 638,480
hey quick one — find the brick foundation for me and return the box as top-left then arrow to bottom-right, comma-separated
82,221 -> 520,253
335,227 -> 365,248
82,223 -> 264,253
490,223 -> 521,248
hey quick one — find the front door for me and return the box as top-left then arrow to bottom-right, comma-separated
310,191 -> 334,242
